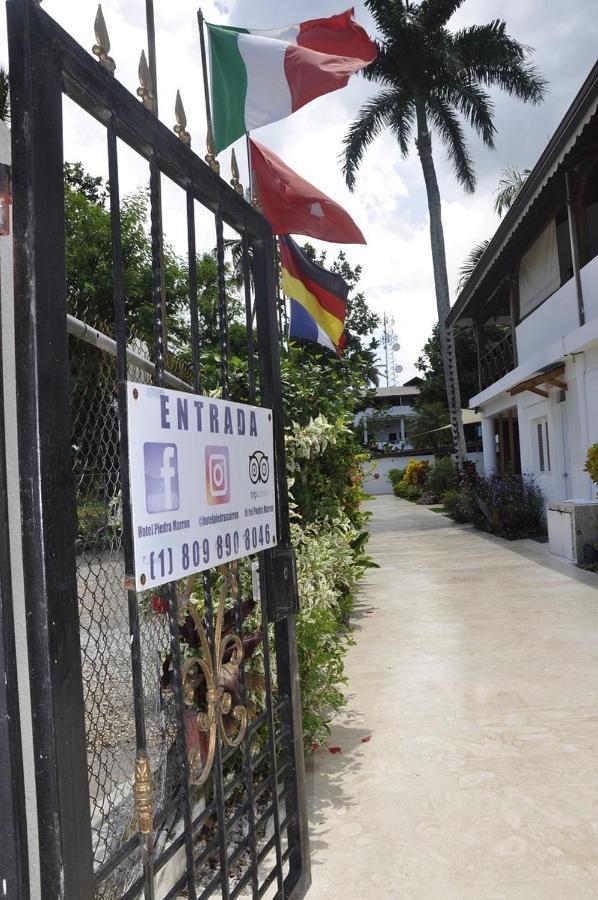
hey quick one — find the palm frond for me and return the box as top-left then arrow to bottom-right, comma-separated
388,96 -> 416,157
0,69 -> 9,123
452,21 -> 547,103
457,238 -> 490,292
426,96 -> 476,192
364,0 -> 408,39
418,0 -> 466,31
438,79 -> 495,148
494,166 -> 531,217
341,90 -> 397,191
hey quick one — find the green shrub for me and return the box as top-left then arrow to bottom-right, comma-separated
293,516 -> 362,747
394,481 -> 420,501
404,458 -> 430,486
285,414 -> 374,748
425,457 -> 457,499
584,444 -> 598,485
441,489 -> 472,523
387,467 -> 405,486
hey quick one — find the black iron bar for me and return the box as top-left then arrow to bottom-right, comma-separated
165,586 -> 198,900
107,117 -> 156,900
198,869 -> 223,900
232,566 -> 259,895
107,120 -> 148,752
161,870 -> 189,900
252,238 -> 311,897
149,154 -> 165,385
226,835 -> 250,872
257,860 -> 279,898
230,866 -> 253,899
191,796 -> 218,832
215,206 -> 230,396
144,0 -> 169,355
187,188 -> 201,392
242,233 -> 257,405
93,832 -> 140,885
203,575 -> 231,899
193,831 -> 224,871
256,556 -> 285,897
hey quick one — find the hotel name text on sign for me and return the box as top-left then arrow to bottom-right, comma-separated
127,383 -> 278,590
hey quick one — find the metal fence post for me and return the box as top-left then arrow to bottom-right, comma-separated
7,0 -> 95,895
0,222 -> 29,899
252,234 -> 311,898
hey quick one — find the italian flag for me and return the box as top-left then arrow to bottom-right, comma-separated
207,9 -> 377,153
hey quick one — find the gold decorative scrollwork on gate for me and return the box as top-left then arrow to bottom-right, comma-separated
181,566 -> 249,785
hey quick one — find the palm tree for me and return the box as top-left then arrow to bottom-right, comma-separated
494,165 -> 530,217
0,69 -> 9,123
342,0 -> 545,462
457,238 -> 490,292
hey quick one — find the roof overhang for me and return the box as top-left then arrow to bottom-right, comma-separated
447,60 -> 598,328
509,364 -> 567,399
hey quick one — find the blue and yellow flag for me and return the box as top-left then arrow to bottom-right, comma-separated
279,236 -> 348,354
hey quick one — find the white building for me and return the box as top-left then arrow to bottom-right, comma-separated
355,383 -> 421,450
447,61 -> 598,555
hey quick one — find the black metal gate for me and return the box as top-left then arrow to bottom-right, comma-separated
7,0 -> 310,896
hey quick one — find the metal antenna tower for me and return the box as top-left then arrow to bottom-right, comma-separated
381,313 -> 402,386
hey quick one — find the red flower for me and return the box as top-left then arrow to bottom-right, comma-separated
150,594 -> 169,615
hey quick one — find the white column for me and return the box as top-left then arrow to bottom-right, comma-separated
400,417 -> 406,441
573,352 -> 594,499
481,415 -> 496,474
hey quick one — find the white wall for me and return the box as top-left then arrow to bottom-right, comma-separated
478,351 -> 598,507
362,453 -> 485,495
580,252 -> 598,322
516,277 -> 579,360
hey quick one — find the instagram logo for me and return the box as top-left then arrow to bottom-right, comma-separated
144,442 -> 180,513
205,446 -> 231,505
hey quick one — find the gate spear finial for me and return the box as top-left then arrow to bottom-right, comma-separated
92,5 -> 116,74
174,90 -> 191,146
137,50 -> 154,110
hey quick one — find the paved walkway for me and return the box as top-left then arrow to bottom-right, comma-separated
306,496 -> 598,899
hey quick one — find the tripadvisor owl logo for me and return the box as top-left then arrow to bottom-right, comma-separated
249,450 -> 270,485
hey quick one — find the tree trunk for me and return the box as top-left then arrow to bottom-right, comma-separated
415,104 -> 467,463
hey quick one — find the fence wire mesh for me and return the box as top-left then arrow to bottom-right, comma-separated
71,321 -> 178,884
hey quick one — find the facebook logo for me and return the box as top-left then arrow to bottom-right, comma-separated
144,443 -> 180,514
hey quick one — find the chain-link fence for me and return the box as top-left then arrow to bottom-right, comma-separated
71,317 -> 181,893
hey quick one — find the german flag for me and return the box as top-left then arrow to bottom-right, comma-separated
279,236 -> 348,353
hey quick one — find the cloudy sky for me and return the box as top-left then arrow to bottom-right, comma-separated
2,0 -> 598,381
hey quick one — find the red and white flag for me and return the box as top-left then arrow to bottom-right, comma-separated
250,139 -> 366,244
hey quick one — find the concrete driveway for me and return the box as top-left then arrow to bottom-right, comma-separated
306,496 -> 598,899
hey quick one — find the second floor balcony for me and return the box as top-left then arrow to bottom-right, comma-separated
480,332 -> 515,391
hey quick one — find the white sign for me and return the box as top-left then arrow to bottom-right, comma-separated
126,382 -> 278,591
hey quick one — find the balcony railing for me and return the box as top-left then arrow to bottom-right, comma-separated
480,331 -> 515,390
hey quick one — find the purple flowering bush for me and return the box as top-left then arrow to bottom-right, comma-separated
444,465 -> 545,540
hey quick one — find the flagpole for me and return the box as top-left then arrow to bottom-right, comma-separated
245,132 -> 253,205
196,8 -> 219,172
